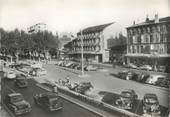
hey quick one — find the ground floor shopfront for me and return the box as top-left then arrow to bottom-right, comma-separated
126,55 -> 170,72
68,53 -> 104,63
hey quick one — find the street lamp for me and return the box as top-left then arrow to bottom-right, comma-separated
81,30 -> 84,76
78,30 -> 89,78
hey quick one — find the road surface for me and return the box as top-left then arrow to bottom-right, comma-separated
40,64 -> 169,108
1,74 -> 101,117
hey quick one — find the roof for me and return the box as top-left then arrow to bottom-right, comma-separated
127,16 -> 170,29
144,93 -> 157,98
77,22 -> 114,34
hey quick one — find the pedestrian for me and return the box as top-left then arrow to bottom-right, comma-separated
65,75 -> 70,83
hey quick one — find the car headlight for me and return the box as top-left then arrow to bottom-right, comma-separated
28,103 -> 31,108
12,105 -> 18,111
127,103 -> 130,106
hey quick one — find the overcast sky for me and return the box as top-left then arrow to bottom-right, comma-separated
0,0 -> 169,34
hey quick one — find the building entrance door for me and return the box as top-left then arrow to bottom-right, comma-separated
98,55 -> 102,63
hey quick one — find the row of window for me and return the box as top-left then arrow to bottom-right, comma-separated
77,32 -> 100,40
73,39 -> 100,46
128,44 -> 170,54
73,45 -> 101,52
128,33 -> 168,44
128,24 -> 167,35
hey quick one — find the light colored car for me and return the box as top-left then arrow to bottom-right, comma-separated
85,65 -> 97,71
145,74 -> 167,85
128,63 -> 138,69
65,62 -> 74,67
56,61 -> 63,66
6,70 -> 16,79
140,65 -> 152,71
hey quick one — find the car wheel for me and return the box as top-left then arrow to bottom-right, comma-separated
143,107 -> 147,113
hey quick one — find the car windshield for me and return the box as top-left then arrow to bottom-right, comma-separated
49,98 -> 58,105
11,95 -> 23,103
19,79 -> 26,83
121,92 -> 131,98
145,98 -> 158,104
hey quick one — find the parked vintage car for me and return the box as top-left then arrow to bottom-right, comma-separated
128,63 -> 139,69
65,62 -> 74,67
84,65 -> 97,71
142,93 -> 160,115
33,93 -> 63,111
155,77 -> 170,88
4,93 -> 31,115
145,74 -> 167,85
117,70 -> 137,80
5,70 -> 16,79
15,74 -> 28,88
139,65 -> 152,71
56,61 -> 64,66
136,73 -> 150,83
68,63 -> 77,69
76,64 -> 87,70
115,89 -> 138,110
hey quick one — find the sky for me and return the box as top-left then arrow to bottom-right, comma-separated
0,0 -> 169,35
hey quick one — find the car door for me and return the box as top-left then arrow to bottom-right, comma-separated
37,95 -> 46,105
42,96 -> 49,108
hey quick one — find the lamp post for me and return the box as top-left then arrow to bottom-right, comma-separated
81,30 -> 84,76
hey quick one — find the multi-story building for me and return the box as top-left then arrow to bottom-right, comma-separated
58,33 -> 74,59
27,23 -> 46,33
68,22 -> 125,63
126,14 -> 170,70
107,34 -> 127,64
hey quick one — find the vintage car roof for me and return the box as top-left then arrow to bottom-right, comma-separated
8,93 -> 22,97
144,93 -> 157,98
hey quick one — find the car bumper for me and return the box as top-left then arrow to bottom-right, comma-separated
117,105 -> 132,110
49,106 -> 63,111
15,108 -> 31,115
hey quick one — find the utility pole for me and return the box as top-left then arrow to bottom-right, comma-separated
81,30 -> 84,76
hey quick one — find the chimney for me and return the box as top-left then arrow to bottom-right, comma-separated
145,15 -> 149,22
154,13 -> 159,23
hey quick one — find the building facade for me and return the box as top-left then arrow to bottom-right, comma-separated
107,34 -> 127,64
126,15 -> 170,70
27,23 -> 46,33
68,22 -> 125,63
58,33 -> 74,59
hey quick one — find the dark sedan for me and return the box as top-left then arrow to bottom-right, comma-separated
4,93 -> 31,115
33,92 -> 63,111
115,89 -> 138,110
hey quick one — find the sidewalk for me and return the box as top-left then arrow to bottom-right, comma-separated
48,59 -> 169,75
